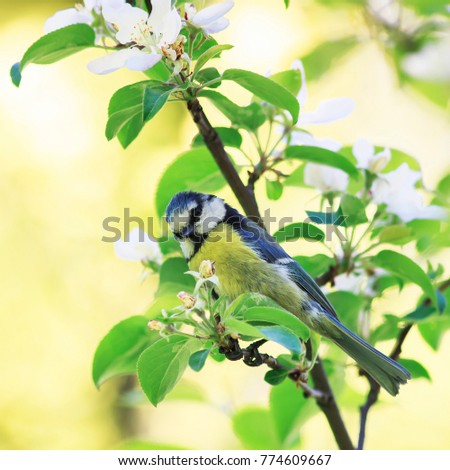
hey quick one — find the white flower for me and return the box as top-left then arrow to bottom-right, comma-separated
87,0 -> 183,75
352,138 -> 391,174
290,130 -> 342,152
371,163 -> 447,222
291,60 -> 355,126
184,1 -> 234,34
402,37 -> 450,82
334,271 -> 366,295
114,228 -> 163,264
44,0 -> 125,35
304,163 -> 349,194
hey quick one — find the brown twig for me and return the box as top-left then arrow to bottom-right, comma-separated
357,277 -> 450,449
188,98 -> 354,449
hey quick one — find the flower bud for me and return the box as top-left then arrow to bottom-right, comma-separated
177,291 -> 196,309
148,320 -> 164,331
199,260 -> 216,278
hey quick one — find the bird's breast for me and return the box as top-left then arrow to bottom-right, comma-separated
188,224 -> 306,311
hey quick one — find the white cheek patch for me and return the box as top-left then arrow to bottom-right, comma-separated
196,198 -> 226,234
179,239 -> 195,259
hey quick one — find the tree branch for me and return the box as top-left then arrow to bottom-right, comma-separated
187,98 -> 354,450
187,99 -> 263,226
357,277 -> 450,449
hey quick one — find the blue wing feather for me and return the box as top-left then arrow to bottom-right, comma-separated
224,206 -> 339,319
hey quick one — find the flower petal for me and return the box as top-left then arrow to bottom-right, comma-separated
44,8 -> 93,33
291,59 -> 307,106
125,51 -> 162,71
203,17 -> 230,34
157,7 -> 182,44
290,130 -> 342,152
300,97 -> 355,125
304,163 -> 349,193
352,138 -> 374,168
103,3 -> 147,44
192,1 -> 234,26
87,49 -> 141,74
115,228 -> 162,263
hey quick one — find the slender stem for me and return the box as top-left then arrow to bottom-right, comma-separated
186,98 -> 354,449
357,277 -> 450,449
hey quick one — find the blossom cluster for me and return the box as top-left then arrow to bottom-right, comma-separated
44,0 -> 234,75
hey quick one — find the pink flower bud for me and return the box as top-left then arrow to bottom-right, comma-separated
199,260 -> 216,278
177,291 -> 196,309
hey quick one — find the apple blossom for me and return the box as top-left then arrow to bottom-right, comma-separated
114,227 -> 163,265
352,138 -> 391,174
371,163 -> 447,222
87,0 -> 184,75
304,163 -> 349,194
184,1 -> 234,34
44,0 -> 126,39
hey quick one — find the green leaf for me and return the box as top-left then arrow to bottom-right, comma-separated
293,254 -> 335,278
284,0 -> 290,7
270,69 -> 302,96
270,379 -> 317,448
106,80 -> 174,148
225,318 -> 263,338
143,60 -> 171,81
222,68 -> 299,122
137,335 -> 202,406
155,147 -> 226,218
339,194 -> 368,226
192,35 -> 218,60
265,179 -> 283,200
381,148 -> 421,173
402,0 -> 448,16
92,316 -> 158,388
188,349 -> 210,372
286,146 -> 359,179
418,311 -> 450,351
398,358 -> 431,381
243,306 -> 310,340
274,222 -> 325,243
195,67 -> 222,88
17,24 -> 95,80
233,407 -> 280,449
378,225 -> 415,245
403,304 -> 436,323
199,89 -> 266,130
265,369 -> 288,385
10,62 -> 21,87
306,209 -> 347,226
371,250 -> 438,309
225,292 -> 281,320
371,314 -> 400,343
192,127 -> 242,148
146,257 -> 195,317
194,44 -> 232,75
257,326 -> 302,354
326,291 -> 366,333
301,36 -> 358,81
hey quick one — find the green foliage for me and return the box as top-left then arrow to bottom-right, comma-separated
233,407 -> 281,449
192,127 -> 242,148
264,369 -> 288,385
12,24 -> 95,86
285,146 -> 359,179
398,358 -> 431,381
137,335 -> 202,406
371,250 -> 439,309
193,44 -> 233,75
326,291 -> 366,333
222,69 -> 300,122
92,316 -> 158,388
270,69 -> 302,96
199,90 -> 266,130
242,306 -> 310,340
293,254 -> 335,278
188,349 -> 211,372
274,222 -> 325,243
265,179 -> 284,200
339,194 -> 368,226
155,147 -> 226,217
106,81 -> 175,148
258,326 -> 302,354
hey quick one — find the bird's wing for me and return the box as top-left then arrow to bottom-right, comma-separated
238,217 -> 339,319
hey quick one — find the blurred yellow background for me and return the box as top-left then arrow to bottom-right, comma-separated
1,0 -> 449,450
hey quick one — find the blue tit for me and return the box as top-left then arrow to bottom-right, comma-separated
166,191 -> 411,395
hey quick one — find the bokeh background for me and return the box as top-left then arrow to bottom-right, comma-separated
1,0 -> 449,450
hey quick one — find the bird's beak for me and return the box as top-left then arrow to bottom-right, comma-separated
180,225 -> 194,238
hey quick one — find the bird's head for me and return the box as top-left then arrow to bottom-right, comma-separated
165,191 -> 227,242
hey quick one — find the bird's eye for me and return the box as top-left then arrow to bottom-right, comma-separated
190,206 -> 201,221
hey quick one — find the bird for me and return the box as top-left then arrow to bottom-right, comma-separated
165,190 -> 411,395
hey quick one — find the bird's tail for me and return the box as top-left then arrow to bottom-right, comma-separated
327,315 -> 411,396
